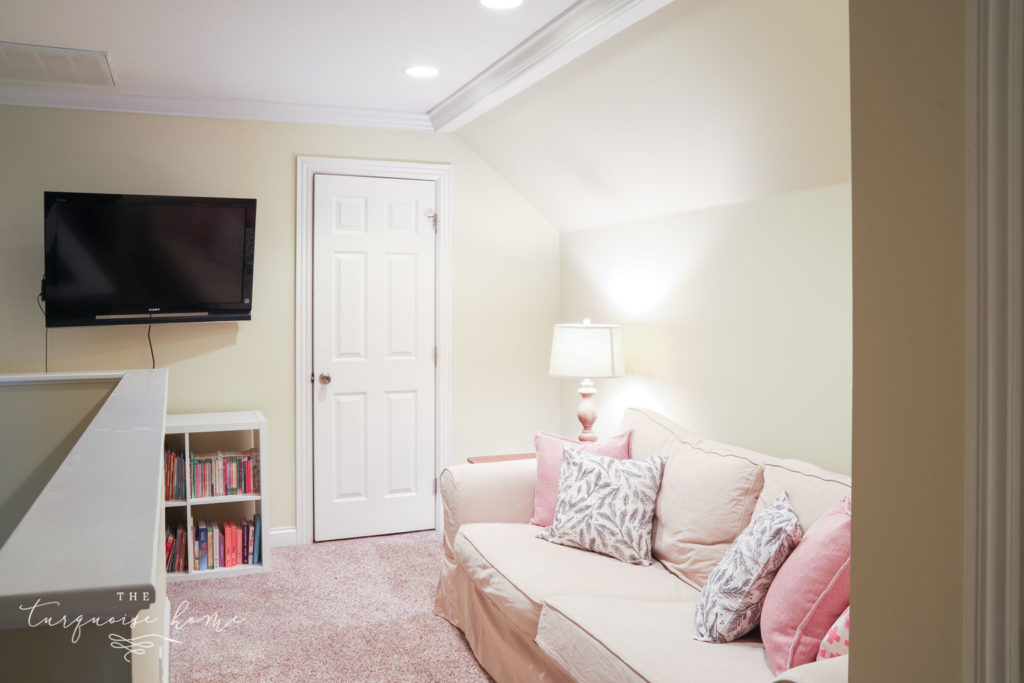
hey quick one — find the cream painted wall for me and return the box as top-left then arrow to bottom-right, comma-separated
559,184 -> 852,473
457,0 -> 853,474
849,1 -> 966,681
457,0 -> 851,232
0,105 -> 562,529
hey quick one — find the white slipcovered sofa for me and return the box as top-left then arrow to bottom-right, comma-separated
435,408 -> 850,683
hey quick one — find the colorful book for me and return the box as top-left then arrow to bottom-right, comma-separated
227,521 -> 236,567
165,532 -> 174,568
164,450 -> 186,501
253,514 -> 261,565
188,450 -> 260,498
175,524 -> 186,573
198,521 -> 208,570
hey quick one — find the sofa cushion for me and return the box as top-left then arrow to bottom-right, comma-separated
536,595 -> 773,683
621,407 -> 770,465
621,408 -> 766,589
453,522 -> 697,638
754,459 -> 851,528
761,498 -> 851,674
694,492 -> 803,643
539,448 -> 666,565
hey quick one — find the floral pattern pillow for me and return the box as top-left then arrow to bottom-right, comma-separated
694,492 -> 803,643
537,445 -> 666,565
817,606 -> 850,660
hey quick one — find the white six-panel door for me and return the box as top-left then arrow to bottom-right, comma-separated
312,174 -> 436,541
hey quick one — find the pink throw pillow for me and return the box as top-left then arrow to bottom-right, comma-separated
530,430 -> 633,526
760,497 -> 851,674
817,606 -> 850,660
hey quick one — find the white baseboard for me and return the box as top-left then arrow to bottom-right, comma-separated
268,526 -> 298,547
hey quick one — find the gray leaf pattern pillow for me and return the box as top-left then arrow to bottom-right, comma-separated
537,445 -> 666,565
694,491 -> 803,643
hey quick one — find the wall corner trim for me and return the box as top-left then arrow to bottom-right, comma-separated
963,1 -> 1024,681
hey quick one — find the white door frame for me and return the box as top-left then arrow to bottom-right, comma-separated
963,0 -> 1023,680
295,156 -> 452,546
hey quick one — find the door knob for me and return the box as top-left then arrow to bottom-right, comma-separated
319,372 -> 332,385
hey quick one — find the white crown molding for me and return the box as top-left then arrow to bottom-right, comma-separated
0,84 -> 434,131
0,1 -> 669,132
428,0 -> 675,132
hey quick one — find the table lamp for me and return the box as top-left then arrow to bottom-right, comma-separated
549,318 -> 624,442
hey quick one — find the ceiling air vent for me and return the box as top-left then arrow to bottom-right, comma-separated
0,41 -> 115,87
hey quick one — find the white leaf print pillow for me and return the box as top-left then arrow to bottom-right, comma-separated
537,444 -> 666,565
694,492 -> 803,643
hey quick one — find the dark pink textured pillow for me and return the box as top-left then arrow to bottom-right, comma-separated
760,497 -> 851,674
529,430 -> 633,526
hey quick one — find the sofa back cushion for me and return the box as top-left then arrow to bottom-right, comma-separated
620,408 -> 765,589
754,459 -> 851,529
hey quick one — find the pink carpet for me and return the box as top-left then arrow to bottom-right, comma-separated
167,530 -> 489,682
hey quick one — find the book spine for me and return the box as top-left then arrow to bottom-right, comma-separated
198,521 -> 208,571
178,525 -> 185,573
253,514 -> 261,565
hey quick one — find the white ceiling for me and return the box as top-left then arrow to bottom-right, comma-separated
0,0 -> 589,127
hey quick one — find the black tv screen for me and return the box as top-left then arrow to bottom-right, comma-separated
43,192 -> 256,327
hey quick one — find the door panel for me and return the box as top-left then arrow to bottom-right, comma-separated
312,173 -> 436,541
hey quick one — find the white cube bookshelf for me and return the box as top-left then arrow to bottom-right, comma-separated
164,411 -> 268,581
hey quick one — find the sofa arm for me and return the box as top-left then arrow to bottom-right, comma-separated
772,656 -> 848,683
440,459 -> 537,561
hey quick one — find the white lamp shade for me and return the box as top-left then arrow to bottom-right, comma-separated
549,323 -> 624,378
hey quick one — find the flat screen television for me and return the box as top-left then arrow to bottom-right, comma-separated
43,192 -> 256,327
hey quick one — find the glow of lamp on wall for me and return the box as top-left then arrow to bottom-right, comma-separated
603,268 -> 673,318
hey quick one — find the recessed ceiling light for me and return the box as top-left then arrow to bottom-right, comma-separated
481,0 -> 524,9
405,65 -> 439,79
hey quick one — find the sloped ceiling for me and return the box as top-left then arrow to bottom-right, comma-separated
456,0 -> 851,232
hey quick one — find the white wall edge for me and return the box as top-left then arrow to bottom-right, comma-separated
294,156 -> 453,545
0,370 -> 125,385
963,0 -> 1024,681
268,527 -> 297,548
0,369 -> 168,628
430,0 -> 674,132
